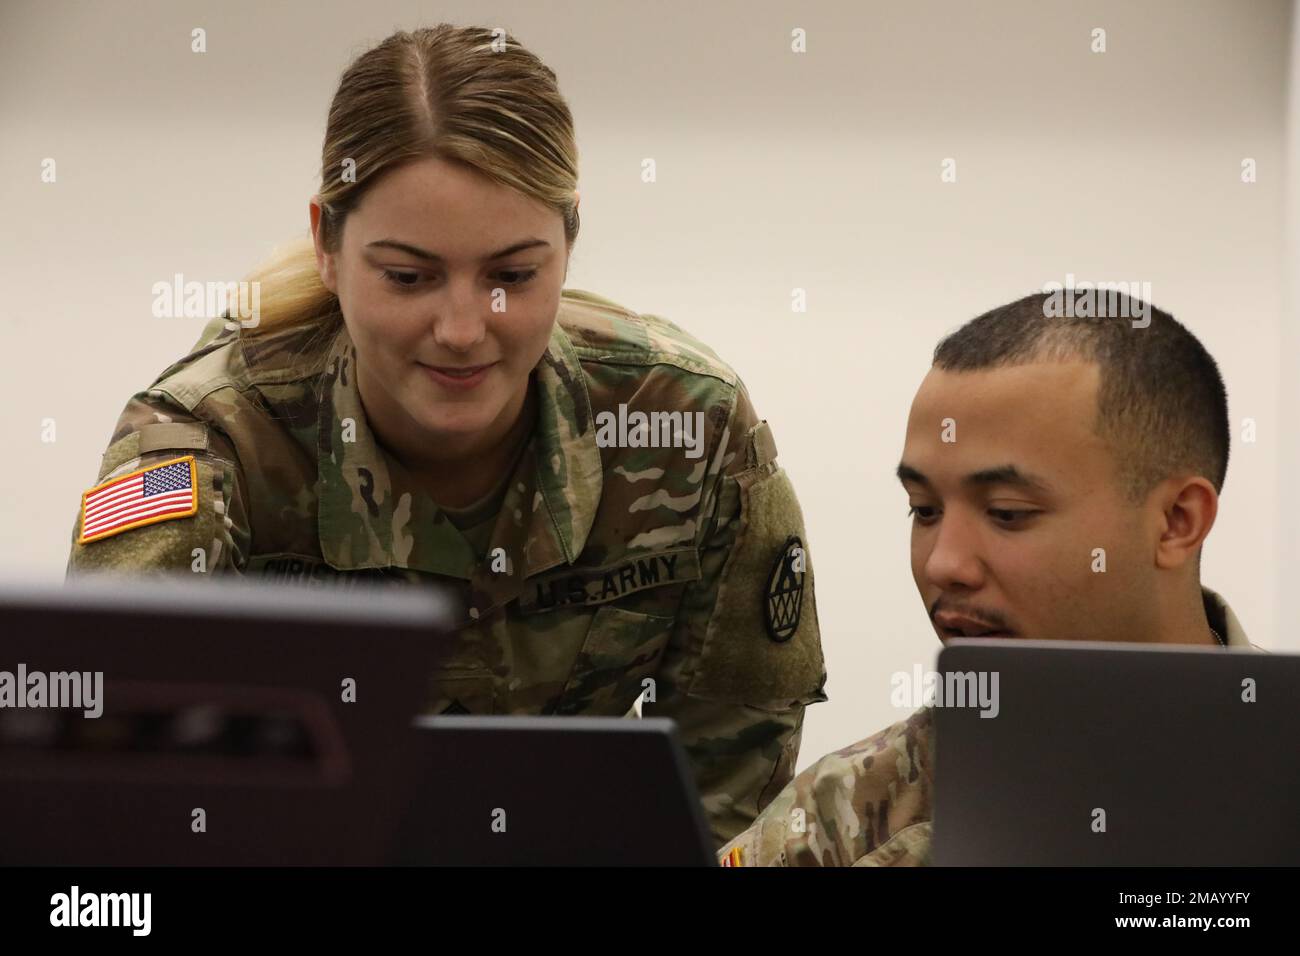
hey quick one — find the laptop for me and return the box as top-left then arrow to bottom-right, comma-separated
393,715 -> 719,866
0,575 -> 456,865
0,578 -> 719,866
931,639 -> 1300,865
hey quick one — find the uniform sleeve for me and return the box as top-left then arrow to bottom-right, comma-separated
718,709 -> 936,867
642,382 -> 828,848
66,392 -> 251,579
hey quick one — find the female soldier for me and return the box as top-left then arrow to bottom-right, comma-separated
66,23 -> 826,847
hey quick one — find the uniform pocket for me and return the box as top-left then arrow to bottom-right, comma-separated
552,605 -> 675,717
688,465 -> 827,708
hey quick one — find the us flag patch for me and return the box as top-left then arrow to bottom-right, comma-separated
78,455 -> 198,545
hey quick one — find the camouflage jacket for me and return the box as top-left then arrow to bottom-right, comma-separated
66,288 -> 829,847
718,587 -> 1254,866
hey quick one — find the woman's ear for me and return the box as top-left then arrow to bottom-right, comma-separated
308,195 -> 338,294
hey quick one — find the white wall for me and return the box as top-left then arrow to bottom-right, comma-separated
1,0 -> 1292,772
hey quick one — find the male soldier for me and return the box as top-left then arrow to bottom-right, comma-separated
719,290 -> 1260,867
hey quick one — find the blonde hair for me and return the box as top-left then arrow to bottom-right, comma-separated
243,24 -> 580,343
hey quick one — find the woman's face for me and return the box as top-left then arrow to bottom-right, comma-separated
311,155 -> 570,462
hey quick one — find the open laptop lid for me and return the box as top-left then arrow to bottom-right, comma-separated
395,715 -> 719,866
932,639 -> 1300,866
0,577 -> 456,864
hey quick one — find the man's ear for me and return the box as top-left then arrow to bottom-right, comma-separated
309,195 -> 339,295
1153,476 -> 1218,570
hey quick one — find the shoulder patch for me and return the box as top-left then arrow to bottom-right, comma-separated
690,467 -> 827,706
78,455 -> 198,544
764,535 -> 805,642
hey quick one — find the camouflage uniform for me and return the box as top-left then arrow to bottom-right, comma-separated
718,587 -> 1255,866
66,288 -> 828,847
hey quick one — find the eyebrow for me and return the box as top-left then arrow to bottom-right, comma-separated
896,462 -> 1055,494
364,238 -> 551,262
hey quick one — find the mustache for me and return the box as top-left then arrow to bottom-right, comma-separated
929,598 -> 1012,631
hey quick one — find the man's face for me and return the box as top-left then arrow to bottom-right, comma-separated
313,155 -> 568,448
899,361 -> 1158,644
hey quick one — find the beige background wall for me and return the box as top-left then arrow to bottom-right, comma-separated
2,0 -> 1293,771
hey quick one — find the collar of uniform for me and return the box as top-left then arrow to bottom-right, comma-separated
527,318 -> 603,565
461,321 -> 605,618
315,325 -> 472,577
1201,586 -> 1255,649
314,318 -> 603,582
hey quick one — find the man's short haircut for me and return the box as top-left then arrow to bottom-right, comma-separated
931,291 -> 1230,503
